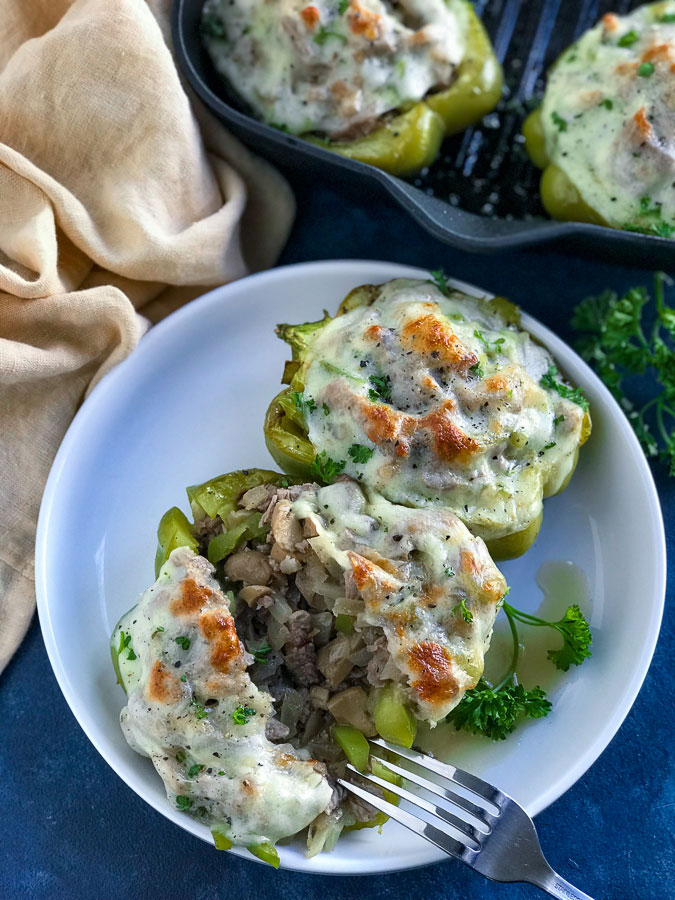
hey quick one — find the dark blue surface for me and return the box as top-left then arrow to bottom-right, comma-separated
2,182 -> 673,900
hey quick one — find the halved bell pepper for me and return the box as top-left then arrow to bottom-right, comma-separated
307,3 -> 502,176
522,107 -> 606,226
373,682 -> 417,749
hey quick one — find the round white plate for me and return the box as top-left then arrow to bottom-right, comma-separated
36,261 -> 666,875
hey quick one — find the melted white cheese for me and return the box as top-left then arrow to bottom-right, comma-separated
299,279 -> 585,544
202,0 -> 468,137
291,480 -> 507,724
113,547 -> 331,847
542,1 -> 675,233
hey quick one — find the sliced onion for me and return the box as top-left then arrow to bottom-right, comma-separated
310,612 -> 333,647
267,617 -> 290,650
269,594 -> 293,623
280,688 -> 305,736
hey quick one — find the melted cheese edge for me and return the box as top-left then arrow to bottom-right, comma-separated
542,0 -> 675,231
301,278 -> 584,543
202,0 -> 468,137
114,547 -> 332,847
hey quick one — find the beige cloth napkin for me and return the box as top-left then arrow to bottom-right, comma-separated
0,0 -> 295,673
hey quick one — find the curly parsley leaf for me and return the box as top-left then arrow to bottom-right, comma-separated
348,443 -> 374,464
446,682 -> 551,741
474,330 -> 505,356
504,602 -> 592,672
292,391 -> 317,417
309,450 -> 346,484
251,642 -> 272,663
540,365 -> 589,411
368,373 -> 392,403
452,598 -> 473,623
571,273 -> 675,473
429,269 -> 451,297
232,705 -> 256,725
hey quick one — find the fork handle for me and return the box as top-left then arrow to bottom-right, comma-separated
534,869 -> 595,900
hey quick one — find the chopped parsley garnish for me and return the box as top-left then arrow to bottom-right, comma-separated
151,625 -> 164,638
292,391 -> 317,417
542,442 -> 557,451
175,749 -> 187,763
252,642 -> 272,663
624,221 -> 675,238
551,111 -> 568,132
444,567 -> 455,577
638,61 -> 655,77
309,450 -> 346,484
175,636 -> 191,650
322,402 -> 330,416
640,195 -> 662,218
599,98 -> 613,110
658,13 -> 675,22
553,414 -> 565,427
175,795 -> 193,811
446,596 -> 591,740
452,598 -> 473,623
218,770 -> 225,776
617,29 -> 639,47
180,675 -> 187,683
474,330 -> 505,355
429,269 -> 451,296
232,705 -> 257,725
126,648 -> 137,661
571,272 -> 675,475
540,365 -> 589,411
469,362 -> 484,378
338,0 -> 349,12
348,443 -> 374,464
368,373 -> 392,403
190,697 -> 209,720
117,631 -> 131,653
314,26 -> 346,45
187,764 -> 204,778
201,13 -> 226,38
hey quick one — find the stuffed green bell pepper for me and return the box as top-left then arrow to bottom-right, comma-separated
112,465 -> 509,856
523,1 -> 675,236
201,0 -> 502,177
264,277 -> 591,560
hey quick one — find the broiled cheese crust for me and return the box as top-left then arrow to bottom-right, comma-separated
299,279 -> 586,544
201,0 -> 469,138
541,1 -> 675,233
290,480 -> 507,723
114,547 -> 332,847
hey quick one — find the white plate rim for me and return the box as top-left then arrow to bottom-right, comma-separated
35,259 -> 667,875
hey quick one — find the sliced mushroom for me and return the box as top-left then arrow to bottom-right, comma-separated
327,686 -> 376,736
224,549 -> 273,585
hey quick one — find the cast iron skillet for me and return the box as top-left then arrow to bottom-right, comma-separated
172,0 -> 675,267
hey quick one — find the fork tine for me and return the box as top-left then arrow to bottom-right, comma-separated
370,738 -> 503,811
338,778 -> 474,862
368,751 -> 490,827
345,763 -> 482,849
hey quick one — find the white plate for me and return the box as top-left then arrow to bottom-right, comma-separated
36,260 -> 666,875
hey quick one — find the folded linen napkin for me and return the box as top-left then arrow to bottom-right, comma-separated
0,0 -> 295,673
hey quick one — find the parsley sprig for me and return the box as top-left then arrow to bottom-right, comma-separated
429,269 -> 451,297
572,273 -> 675,473
540,365 -> 589,411
446,597 -> 592,740
232,705 -> 256,725
348,443 -> 374,464
368,373 -> 392,403
309,450 -> 346,484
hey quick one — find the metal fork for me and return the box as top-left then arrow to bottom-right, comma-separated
339,738 -> 594,899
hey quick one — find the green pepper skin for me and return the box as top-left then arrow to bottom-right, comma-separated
485,512 -> 542,562
155,506 -> 199,577
248,842 -> 280,868
424,5 -> 503,137
523,108 -> 606,226
332,724 -> 370,772
309,3 -> 501,176
187,469 -> 282,521
264,391 -> 316,481
373,682 -> 417,749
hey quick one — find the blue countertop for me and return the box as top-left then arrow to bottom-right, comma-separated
2,180 -> 673,900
